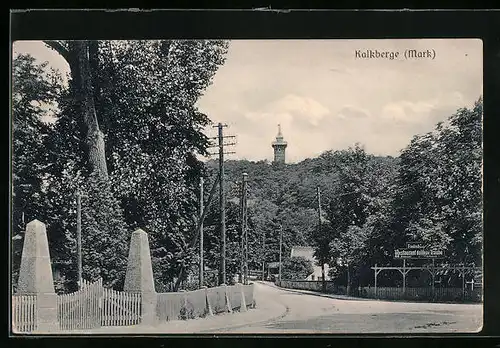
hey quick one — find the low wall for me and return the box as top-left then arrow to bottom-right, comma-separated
278,280 -> 481,303
156,283 -> 255,322
13,220 -> 257,332
280,280 -> 346,295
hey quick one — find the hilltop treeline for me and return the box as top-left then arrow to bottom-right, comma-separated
201,98 -> 482,288
11,43 -> 482,292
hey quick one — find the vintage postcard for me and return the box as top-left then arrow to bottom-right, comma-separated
11,38 -> 482,334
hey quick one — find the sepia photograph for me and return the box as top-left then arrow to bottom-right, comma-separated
10,38 -> 483,334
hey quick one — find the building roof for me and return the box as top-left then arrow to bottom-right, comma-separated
289,246 -> 330,280
290,246 -> 316,263
267,261 -> 281,268
272,124 -> 288,146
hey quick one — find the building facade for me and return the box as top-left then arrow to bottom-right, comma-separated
271,124 -> 287,164
290,246 -> 330,281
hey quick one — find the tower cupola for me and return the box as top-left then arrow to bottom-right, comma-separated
272,124 -> 288,164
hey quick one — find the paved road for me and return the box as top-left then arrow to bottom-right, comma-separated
70,281 -> 482,335
210,281 -> 483,334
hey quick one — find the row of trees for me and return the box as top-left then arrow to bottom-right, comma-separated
12,41 -> 316,291
209,98 -> 482,290
11,40 -> 482,293
313,99 -> 483,289
12,40 -> 229,293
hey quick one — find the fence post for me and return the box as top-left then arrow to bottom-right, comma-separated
180,290 -> 189,320
223,284 -> 232,313
238,283 -> 247,312
123,229 -> 157,327
202,286 -> 213,317
16,220 -> 59,332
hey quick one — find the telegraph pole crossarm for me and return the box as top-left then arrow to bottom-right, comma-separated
209,122 -> 237,286
207,122 -> 237,286
219,123 -> 226,285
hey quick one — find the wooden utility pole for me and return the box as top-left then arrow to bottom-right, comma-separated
76,190 -> 82,289
262,231 -> 266,281
462,262 -> 466,301
278,224 -> 283,286
431,258 -> 435,300
347,262 -> 351,296
199,177 -> 204,289
239,180 -> 244,284
402,259 -> 406,296
317,186 -> 326,292
243,173 -> 248,285
208,123 -> 236,286
218,123 -> 226,285
173,175 -> 220,292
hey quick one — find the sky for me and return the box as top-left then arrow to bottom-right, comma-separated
13,39 -> 482,163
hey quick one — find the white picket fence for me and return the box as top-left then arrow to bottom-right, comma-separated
57,278 -> 141,330
57,278 -> 103,330
12,295 -> 37,333
13,281 -> 255,332
101,287 -> 141,326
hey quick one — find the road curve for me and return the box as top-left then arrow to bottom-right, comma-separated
214,281 -> 482,334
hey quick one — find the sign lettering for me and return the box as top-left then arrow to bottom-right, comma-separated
406,242 -> 425,249
394,248 -> 444,259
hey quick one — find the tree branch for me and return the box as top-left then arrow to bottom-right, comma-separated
44,41 -> 71,65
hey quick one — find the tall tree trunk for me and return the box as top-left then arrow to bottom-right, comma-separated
46,40 -> 109,180
73,41 -> 108,180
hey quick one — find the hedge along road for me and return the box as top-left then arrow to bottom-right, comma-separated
209,281 -> 482,334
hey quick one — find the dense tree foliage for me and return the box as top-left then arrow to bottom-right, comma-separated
215,99 -> 482,290
11,55 -> 63,291
91,40 -> 229,286
325,100 -> 482,288
11,43 -> 482,294
281,256 -> 314,280
12,40 -> 229,292
393,99 -> 483,265
207,151 -> 399,282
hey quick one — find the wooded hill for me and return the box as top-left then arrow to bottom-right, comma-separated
11,40 -> 482,292
201,98 -> 482,288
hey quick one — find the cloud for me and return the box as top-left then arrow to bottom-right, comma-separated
337,105 -> 371,119
381,92 -> 466,124
266,94 -> 330,126
13,39 -> 482,162
230,96 -> 332,162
